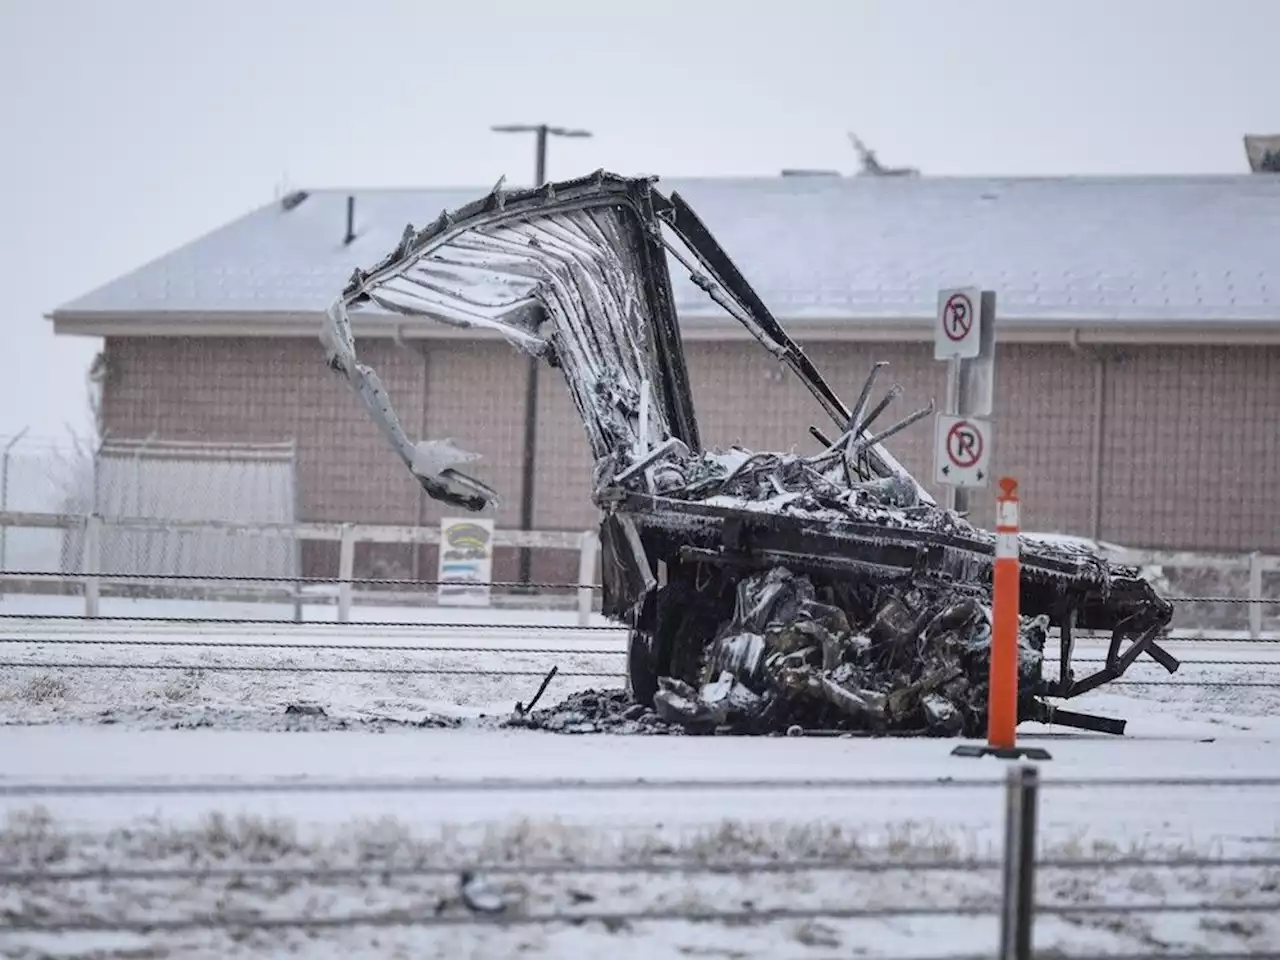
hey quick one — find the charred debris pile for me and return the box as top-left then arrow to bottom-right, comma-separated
652,567 -> 1048,736
512,565 -> 1050,738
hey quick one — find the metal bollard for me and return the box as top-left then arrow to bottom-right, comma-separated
999,764 -> 1040,960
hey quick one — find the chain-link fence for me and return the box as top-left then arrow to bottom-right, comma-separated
1,432 -> 302,595
0,432 -> 87,575
82,437 -> 300,582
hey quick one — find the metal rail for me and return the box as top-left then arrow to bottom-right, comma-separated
3,774 -> 1279,799
0,660 -> 618,678
4,854 -> 1277,886
4,658 -> 1278,688
0,902 -> 1001,934
0,613 -> 625,630
3,856 -> 1003,884
5,636 -> 1280,667
0,569 -> 601,589
0,637 -> 626,655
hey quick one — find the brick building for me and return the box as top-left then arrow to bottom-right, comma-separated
49,172 -> 1280,579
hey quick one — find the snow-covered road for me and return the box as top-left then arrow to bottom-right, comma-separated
3,723 -> 1280,843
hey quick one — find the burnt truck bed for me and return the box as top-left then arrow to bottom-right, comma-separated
320,169 -> 1178,737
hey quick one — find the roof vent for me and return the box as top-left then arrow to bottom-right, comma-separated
1244,135 -> 1280,173
780,169 -> 842,177
281,190 -> 309,211
344,196 -> 356,245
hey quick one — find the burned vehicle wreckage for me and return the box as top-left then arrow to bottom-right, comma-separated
322,171 -> 1178,737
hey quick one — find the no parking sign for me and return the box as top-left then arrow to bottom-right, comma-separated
935,287 -> 983,360
933,414 -> 992,488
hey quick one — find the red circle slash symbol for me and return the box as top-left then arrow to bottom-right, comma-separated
946,420 -> 983,469
943,293 -> 973,342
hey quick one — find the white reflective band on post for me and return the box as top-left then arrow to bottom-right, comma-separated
996,500 -> 1020,529
995,532 -> 1020,559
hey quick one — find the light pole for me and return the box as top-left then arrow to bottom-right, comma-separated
490,123 -> 592,587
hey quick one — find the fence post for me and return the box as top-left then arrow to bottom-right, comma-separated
83,514 -> 102,619
0,429 -> 28,601
292,553 -> 304,624
337,522 -> 355,624
576,530 -> 599,627
291,530 -> 305,625
999,764 -> 1040,960
1248,552 -> 1263,641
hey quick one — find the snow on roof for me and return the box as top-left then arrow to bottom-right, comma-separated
53,173 -> 1280,325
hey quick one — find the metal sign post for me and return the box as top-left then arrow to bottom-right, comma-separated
934,289 -> 997,513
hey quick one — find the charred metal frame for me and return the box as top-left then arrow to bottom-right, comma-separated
324,170 -> 1178,734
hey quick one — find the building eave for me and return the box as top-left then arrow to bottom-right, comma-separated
47,310 -> 1280,346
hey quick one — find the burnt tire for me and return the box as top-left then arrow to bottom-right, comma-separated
626,629 -> 661,707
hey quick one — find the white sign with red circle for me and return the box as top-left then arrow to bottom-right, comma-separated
935,287 -> 982,360
934,414 -> 992,489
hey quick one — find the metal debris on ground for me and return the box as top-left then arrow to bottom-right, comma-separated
513,666 -> 559,718
504,688 -> 680,736
284,703 -> 327,717
325,170 -> 1179,738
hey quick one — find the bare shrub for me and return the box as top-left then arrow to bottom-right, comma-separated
20,673 -> 70,703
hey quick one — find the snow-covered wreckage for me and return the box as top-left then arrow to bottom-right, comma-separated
322,171 -> 1177,737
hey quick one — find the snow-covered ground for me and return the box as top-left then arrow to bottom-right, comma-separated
3,729 -> 1280,958
2,592 -> 1279,958
0,594 -> 625,729
3,594 -> 1278,732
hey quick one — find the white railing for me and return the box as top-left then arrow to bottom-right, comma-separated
0,510 -> 600,626
1100,547 -> 1278,640
0,510 -> 1276,637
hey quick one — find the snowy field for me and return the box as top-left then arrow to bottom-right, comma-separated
2,592 -> 1280,958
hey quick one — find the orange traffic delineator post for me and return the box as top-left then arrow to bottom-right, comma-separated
953,477 -> 1052,761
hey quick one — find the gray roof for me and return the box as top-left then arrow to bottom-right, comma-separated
53,173 -> 1280,325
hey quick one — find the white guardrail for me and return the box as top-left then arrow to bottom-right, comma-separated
0,510 -> 600,626
0,510 -> 1276,637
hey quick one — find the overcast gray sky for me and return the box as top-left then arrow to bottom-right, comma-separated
1,0 -> 1276,444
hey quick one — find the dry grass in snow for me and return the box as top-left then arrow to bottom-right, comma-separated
2,806 -> 1277,960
